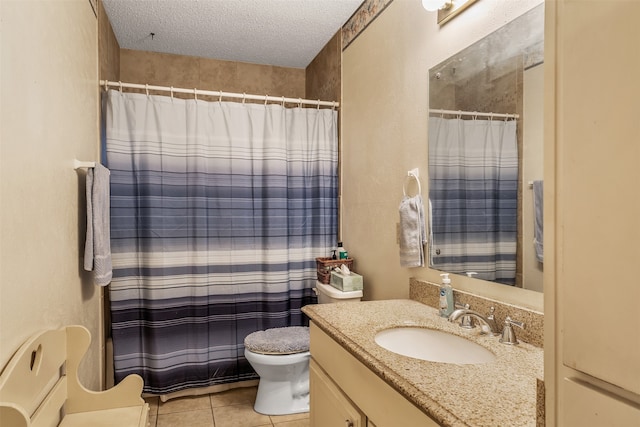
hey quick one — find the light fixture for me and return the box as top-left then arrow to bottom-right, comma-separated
422,0 -> 479,25
421,0 -> 449,12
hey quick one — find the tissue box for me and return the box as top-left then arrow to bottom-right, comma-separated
316,257 -> 353,284
329,271 -> 363,292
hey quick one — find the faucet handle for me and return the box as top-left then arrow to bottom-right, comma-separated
499,316 -> 525,345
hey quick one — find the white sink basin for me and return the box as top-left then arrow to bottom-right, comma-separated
374,327 -> 496,364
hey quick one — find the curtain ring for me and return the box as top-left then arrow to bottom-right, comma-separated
332,101 -> 336,110
118,81 -> 123,92
194,88 -> 198,101
170,86 -> 174,99
298,98 -> 303,108
265,95 -> 268,106
281,96 -> 285,107
219,90 -> 223,103
103,80 -> 109,91
317,99 -> 321,110
243,93 -> 246,104
145,84 -> 149,96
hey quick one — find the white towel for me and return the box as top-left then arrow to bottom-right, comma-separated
532,180 -> 544,263
84,164 -> 112,286
427,198 -> 433,267
399,195 -> 427,268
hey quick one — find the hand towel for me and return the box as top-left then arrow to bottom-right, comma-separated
532,180 -> 544,263
399,195 -> 427,268
84,164 -> 113,286
427,197 -> 434,267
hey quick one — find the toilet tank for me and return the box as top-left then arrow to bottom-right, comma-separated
315,281 -> 363,303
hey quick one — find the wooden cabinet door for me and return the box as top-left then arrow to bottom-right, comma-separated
556,0 -> 640,396
310,359 -> 366,427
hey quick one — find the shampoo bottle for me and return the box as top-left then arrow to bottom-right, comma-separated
439,273 -> 454,317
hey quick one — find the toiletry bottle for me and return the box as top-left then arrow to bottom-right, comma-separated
337,242 -> 348,259
439,273 -> 454,317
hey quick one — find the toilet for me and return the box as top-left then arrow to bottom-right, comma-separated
244,280 -> 363,415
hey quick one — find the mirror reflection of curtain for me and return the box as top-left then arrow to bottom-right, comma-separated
428,117 -> 518,285
105,90 -> 338,394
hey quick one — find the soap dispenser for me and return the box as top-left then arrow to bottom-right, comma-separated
337,242 -> 348,260
439,273 -> 454,317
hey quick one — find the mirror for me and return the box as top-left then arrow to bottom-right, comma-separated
427,4 -> 544,292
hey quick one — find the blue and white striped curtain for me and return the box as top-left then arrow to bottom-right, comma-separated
428,117 -> 518,285
105,90 -> 338,394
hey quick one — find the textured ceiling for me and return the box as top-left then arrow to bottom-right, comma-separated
102,0 -> 364,69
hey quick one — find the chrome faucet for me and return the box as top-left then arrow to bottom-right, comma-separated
454,302 -> 475,329
448,307 -> 499,336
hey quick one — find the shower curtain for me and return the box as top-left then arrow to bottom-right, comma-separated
104,90 -> 338,394
428,116 -> 518,284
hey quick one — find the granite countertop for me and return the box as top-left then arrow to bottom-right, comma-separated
302,299 -> 543,427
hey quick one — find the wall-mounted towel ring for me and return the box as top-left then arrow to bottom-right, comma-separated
403,170 -> 422,197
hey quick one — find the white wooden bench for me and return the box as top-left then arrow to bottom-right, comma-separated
0,325 -> 149,427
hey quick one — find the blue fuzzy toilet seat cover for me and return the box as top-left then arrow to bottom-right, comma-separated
244,326 -> 310,355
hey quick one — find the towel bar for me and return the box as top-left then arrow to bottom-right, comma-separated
74,159 -> 96,169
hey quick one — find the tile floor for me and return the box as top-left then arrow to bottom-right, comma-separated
145,386 -> 309,427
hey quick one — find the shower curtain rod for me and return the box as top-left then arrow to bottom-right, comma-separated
100,80 -> 339,109
429,108 -> 519,119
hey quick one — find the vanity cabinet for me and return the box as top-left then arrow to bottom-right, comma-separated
308,322 -> 438,427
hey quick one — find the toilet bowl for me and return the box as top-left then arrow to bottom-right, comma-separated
244,347 -> 311,415
244,280 -> 363,415
244,326 -> 311,415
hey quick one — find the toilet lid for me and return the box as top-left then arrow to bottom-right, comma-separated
244,326 -> 310,355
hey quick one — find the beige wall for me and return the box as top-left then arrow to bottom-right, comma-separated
341,0 -> 543,309
0,0 -> 101,389
98,0 -> 120,81
306,31 -> 341,104
120,49 -> 305,101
